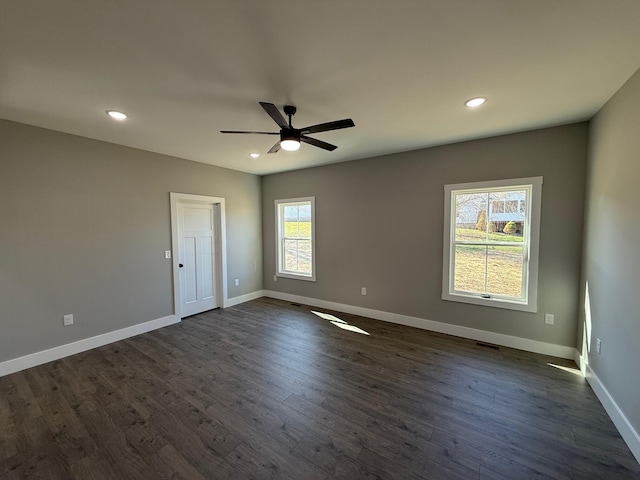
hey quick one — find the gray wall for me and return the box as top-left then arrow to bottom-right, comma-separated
580,68 -> 640,432
0,119 -> 262,363
262,123 -> 588,348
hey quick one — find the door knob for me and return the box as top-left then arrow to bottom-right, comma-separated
179,263 -> 184,268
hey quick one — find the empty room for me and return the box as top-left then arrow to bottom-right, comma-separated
1,1 -> 640,479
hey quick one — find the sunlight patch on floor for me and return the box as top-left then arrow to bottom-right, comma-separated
547,363 -> 583,377
311,310 -> 370,335
311,310 -> 346,323
330,321 -> 370,335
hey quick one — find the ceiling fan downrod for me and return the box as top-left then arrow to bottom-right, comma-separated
283,105 -> 297,127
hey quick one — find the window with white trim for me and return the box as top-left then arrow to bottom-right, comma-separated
442,177 -> 542,312
275,197 -> 316,281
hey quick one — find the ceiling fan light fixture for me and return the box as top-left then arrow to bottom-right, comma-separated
281,139 -> 301,151
280,128 -> 301,151
465,97 -> 486,108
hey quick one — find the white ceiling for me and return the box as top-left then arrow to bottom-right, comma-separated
1,1 -> 640,175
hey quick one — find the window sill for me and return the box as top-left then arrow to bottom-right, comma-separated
276,272 -> 316,282
442,292 -> 537,313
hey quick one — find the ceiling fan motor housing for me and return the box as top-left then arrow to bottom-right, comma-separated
280,127 -> 300,142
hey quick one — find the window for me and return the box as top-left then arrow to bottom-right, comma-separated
442,177 -> 542,312
275,197 -> 316,281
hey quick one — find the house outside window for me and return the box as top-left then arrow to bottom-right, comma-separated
275,197 -> 316,281
442,177 -> 543,312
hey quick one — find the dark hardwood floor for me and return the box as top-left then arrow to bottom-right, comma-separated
1,297 -> 638,479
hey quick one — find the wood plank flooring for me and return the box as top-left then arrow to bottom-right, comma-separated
1,297 -> 639,479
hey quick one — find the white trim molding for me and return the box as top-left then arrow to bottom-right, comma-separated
442,176 -> 543,313
0,315 -> 179,377
225,290 -> 266,308
585,365 -> 640,464
263,290 -> 577,360
170,193 -> 228,315
275,197 -> 316,282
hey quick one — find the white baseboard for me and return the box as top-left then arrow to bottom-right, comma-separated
0,314 -> 180,377
224,290 -> 266,308
263,290 -> 578,360
575,351 -> 587,376
0,288 -> 268,378
585,365 -> 640,464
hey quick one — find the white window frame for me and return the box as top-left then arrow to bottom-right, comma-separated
442,177 -> 543,312
275,197 -> 316,281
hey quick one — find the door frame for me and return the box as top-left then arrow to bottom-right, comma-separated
170,192 -> 228,317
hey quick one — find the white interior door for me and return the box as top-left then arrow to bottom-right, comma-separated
178,202 -> 218,317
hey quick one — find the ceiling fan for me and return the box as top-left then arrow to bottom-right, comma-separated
220,102 -> 355,153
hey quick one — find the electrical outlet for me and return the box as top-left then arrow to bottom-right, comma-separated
274,275 -> 277,282
361,287 -> 367,296
63,314 -> 74,326
164,250 -> 171,259
596,338 -> 602,354
234,278 -> 239,286
544,313 -> 555,325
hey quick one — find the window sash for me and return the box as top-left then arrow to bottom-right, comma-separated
451,245 -> 528,301
451,185 -> 531,302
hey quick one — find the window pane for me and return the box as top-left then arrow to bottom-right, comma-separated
284,205 -> 300,236
298,220 -> 311,238
454,245 -> 487,293
486,245 -> 524,297
454,245 -> 525,298
283,204 -> 311,239
455,193 -> 488,242
283,205 -> 297,222
488,189 -> 526,243
297,204 -> 311,222
284,220 -> 298,237
284,238 -> 312,275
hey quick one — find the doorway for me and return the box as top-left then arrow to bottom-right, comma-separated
170,193 -> 228,318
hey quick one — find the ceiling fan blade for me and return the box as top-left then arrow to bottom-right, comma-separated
267,141 -> 281,154
220,130 -> 279,135
259,102 -> 289,128
300,118 -> 355,135
300,135 -> 337,151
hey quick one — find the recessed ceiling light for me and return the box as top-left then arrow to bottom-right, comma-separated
465,97 -> 486,108
106,110 -> 127,120
249,153 -> 260,158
